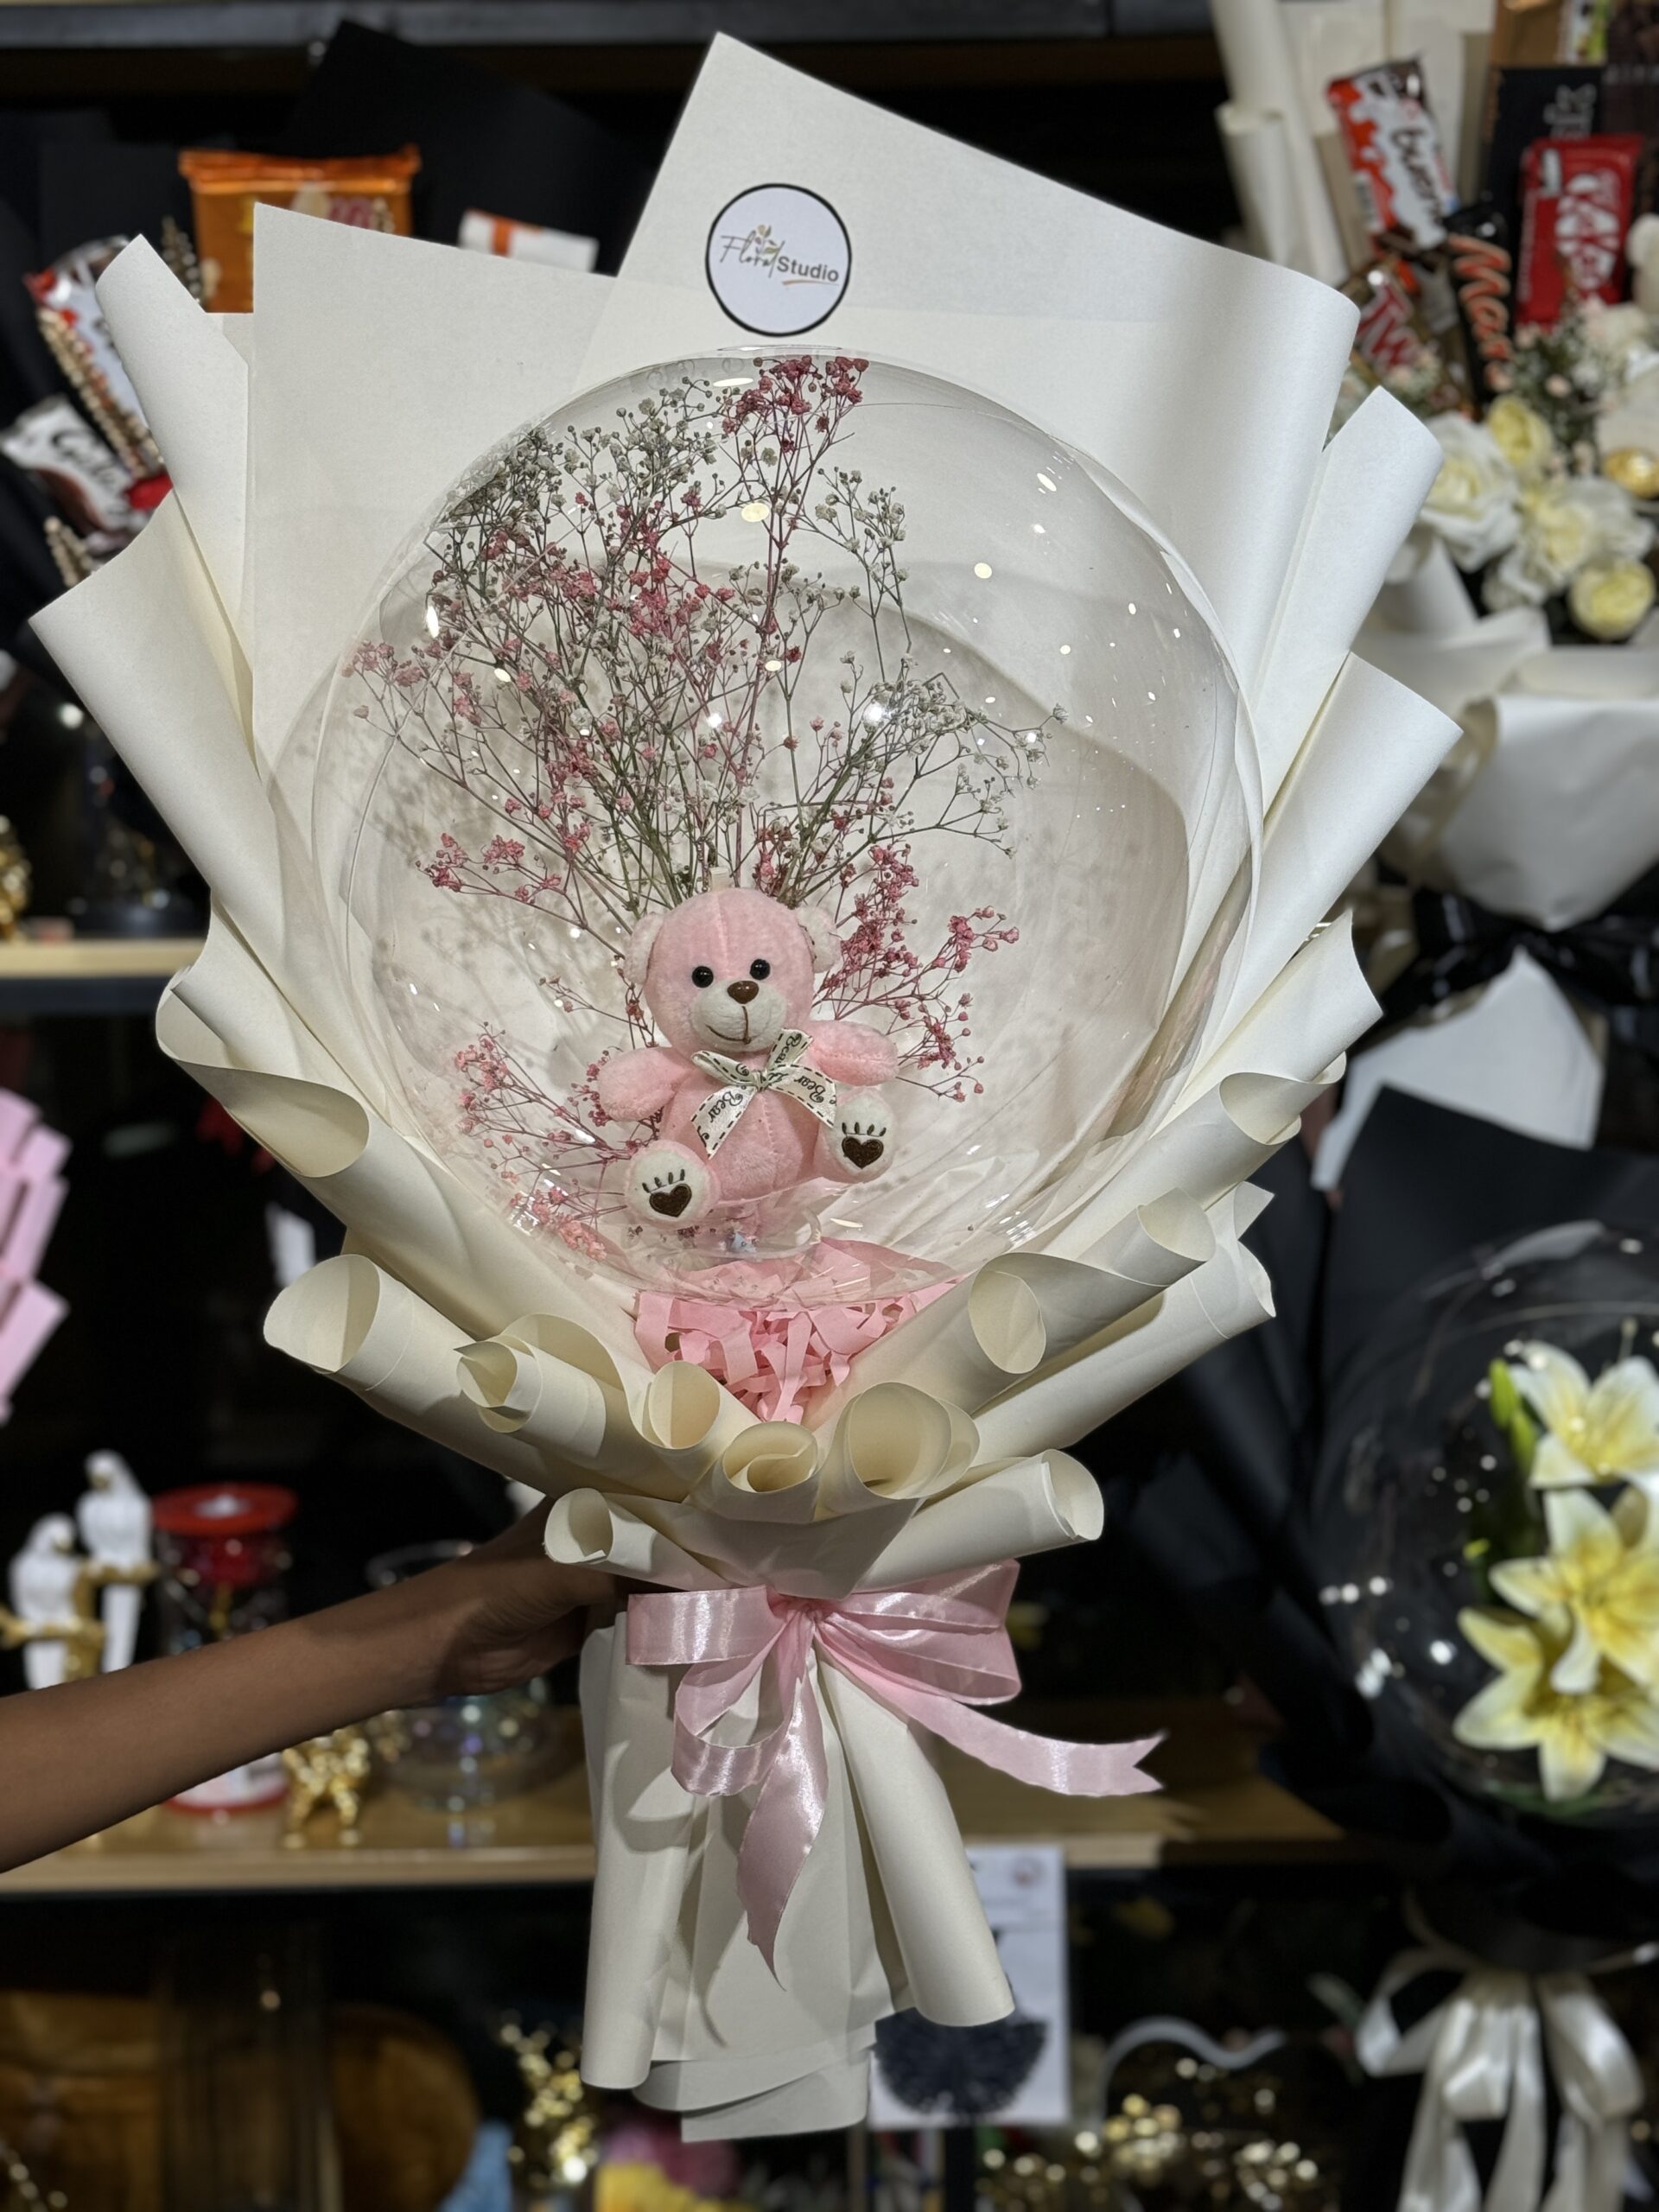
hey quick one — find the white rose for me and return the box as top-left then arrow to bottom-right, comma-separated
1507,476 -> 1654,598
1483,542 -> 1554,609
1421,416 -> 1520,571
1487,394 -> 1558,478
1568,557 -> 1657,639
1522,483 -> 1601,588
1577,475 -> 1655,563
1583,297 -> 1657,379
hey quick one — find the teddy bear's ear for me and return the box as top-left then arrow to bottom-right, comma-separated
795,904 -> 845,975
622,912 -> 665,989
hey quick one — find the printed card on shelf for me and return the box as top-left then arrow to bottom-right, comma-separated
869,1845 -> 1071,2127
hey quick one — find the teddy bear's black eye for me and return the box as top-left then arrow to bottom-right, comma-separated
691,964 -> 715,988
748,958 -> 772,981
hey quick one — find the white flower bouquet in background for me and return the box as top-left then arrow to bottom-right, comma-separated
31,39 -> 1453,2136
1352,268 -> 1659,939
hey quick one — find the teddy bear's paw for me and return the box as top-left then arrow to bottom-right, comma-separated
834,1103 -> 893,1177
626,1146 -> 714,1226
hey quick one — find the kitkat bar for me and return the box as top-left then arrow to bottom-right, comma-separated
1327,59 -> 1459,250
1516,135 -> 1643,326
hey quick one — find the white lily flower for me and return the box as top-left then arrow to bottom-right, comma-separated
1509,1341 -> 1659,1489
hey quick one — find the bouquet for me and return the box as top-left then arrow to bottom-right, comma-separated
1397,302 -> 1657,640
31,38 -> 1455,2136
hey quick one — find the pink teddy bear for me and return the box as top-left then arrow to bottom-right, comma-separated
597,886 -> 898,1227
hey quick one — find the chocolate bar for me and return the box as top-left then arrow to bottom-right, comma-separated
1328,59 -> 1459,250
1445,202 -> 1514,392
0,396 -> 134,537
1516,134 -> 1643,325
25,239 -> 150,452
1344,260 -> 1465,414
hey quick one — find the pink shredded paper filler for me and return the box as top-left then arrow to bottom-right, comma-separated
634,1245 -> 953,1423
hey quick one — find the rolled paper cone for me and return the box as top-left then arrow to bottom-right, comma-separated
459,1337 -> 559,1431
1251,391 -> 1445,811
639,1361 -> 755,1481
545,1490 -> 724,1592
459,1331 -> 683,1496
696,1421 -> 820,1524
1210,0 -> 1346,282
161,1017 -> 641,1367
1226,658 -> 1457,1033
630,1484 -> 929,1603
1046,1084 -> 1312,1260
1228,1180 -> 1273,1238
819,1665 -> 1012,2027
809,1269 -> 1044,1420
974,1237 -> 1274,1463
1216,104 -> 1304,272
818,1199 -> 1212,1426
265,1254 -> 561,1493
580,1624 -> 699,2089
1190,907 -> 1377,1103
817,1383 -> 976,1518
499,1307 -> 634,1399
859,1450 -> 1103,1588
999,1193 -> 1214,1357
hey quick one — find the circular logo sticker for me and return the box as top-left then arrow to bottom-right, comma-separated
705,185 -> 851,337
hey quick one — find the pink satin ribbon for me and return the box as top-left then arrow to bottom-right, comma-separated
626,1562 -> 1164,1971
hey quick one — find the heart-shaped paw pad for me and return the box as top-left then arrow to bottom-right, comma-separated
842,1137 -> 883,1169
649,1181 -> 694,1217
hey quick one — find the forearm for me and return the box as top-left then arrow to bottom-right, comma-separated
0,1579 -> 442,1872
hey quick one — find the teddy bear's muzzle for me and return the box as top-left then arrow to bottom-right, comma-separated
690,976 -> 790,1054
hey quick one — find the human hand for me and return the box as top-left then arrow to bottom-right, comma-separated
392,1507 -> 617,1702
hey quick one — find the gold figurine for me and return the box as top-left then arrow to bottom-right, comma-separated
281,1726 -> 374,1844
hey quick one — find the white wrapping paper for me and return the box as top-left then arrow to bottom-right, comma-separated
1363,535 -> 1659,934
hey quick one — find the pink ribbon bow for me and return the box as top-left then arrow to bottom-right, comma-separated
626,1562 -> 1163,1973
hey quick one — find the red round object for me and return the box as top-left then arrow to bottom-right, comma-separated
126,472 -> 172,513
151,1483 -> 296,1538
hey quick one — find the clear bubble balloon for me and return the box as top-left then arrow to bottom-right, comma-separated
313,353 -> 1254,1306
1323,1222 -> 1659,1827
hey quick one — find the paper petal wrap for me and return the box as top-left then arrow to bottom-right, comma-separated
29,41 -> 1458,2133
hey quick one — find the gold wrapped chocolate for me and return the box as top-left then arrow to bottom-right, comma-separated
1603,446 -> 1659,499
0,817 -> 29,941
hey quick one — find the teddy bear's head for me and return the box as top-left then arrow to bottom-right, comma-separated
624,887 -> 842,1058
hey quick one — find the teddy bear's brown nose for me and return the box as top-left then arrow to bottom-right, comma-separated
727,978 -> 760,1004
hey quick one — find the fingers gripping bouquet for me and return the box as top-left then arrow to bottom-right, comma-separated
34,40 -> 1458,2139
